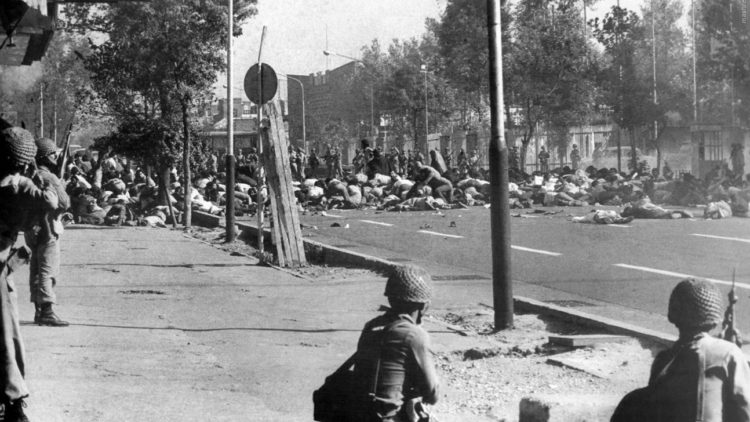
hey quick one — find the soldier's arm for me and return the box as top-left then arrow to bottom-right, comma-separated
409,328 -> 439,404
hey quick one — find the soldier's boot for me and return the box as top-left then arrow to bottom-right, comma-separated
33,304 -> 41,324
37,303 -> 69,327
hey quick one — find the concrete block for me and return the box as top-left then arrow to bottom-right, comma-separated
192,211 -> 222,228
519,394 -> 620,422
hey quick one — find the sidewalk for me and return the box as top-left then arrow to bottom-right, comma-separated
15,225 -> 498,421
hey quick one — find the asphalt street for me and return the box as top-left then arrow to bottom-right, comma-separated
299,206 -> 750,336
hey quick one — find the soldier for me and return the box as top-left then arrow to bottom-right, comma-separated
538,146 -> 550,174
0,126 -> 60,422
25,138 -> 70,327
570,144 -> 581,170
613,278 -> 750,422
351,265 -> 439,421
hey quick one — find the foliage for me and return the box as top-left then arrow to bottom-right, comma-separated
509,0 -> 599,169
700,0 -> 750,125
73,0 -> 256,226
434,0 -> 512,128
357,33 -> 457,151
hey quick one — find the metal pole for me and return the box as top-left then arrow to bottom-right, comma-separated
424,66 -> 428,154
39,83 -> 44,138
652,0 -> 658,161
287,76 -> 306,153
225,0 -> 236,241
487,0 -> 513,330
257,26 -> 267,255
692,0 -> 698,122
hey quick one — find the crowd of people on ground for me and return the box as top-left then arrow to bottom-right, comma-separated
23,135 -> 748,230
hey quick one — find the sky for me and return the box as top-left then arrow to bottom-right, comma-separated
220,0 -> 665,97
220,0 -> 447,96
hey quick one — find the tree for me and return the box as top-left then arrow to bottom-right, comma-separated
72,0 -> 256,227
701,0 -> 750,126
638,0 -> 691,171
592,6 -> 656,172
357,34 -> 456,154
509,0 -> 599,171
434,0 -> 512,130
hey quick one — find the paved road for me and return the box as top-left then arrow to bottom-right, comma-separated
300,206 -> 750,335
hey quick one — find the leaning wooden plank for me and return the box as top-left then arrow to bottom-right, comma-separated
267,184 -> 287,267
265,101 -> 307,266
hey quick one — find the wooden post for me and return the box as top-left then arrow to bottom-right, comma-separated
260,99 -> 308,267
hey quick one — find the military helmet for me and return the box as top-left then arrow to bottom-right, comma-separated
35,137 -> 60,159
384,265 -> 433,304
1,127 -> 37,167
668,278 -> 723,330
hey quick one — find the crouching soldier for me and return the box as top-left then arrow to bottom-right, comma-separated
25,138 -> 70,326
0,126 -> 60,421
352,265 -> 439,421
612,278 -> 750,422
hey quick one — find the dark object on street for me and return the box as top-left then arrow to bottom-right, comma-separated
312,353 -> 358,422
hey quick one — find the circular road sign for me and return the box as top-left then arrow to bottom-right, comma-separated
244,63 -> 278,105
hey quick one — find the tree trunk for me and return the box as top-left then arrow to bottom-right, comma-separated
181,99 -> 192,228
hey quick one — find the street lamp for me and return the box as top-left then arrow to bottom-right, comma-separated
421,64 -> 428,154
284,75 -> 306,153
323,50 -> 375,142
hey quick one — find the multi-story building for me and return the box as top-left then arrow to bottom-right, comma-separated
287,61 -> 375,161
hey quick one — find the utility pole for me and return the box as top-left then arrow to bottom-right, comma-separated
256,26 -> 267,255
652,0 -> 659,169
39,83 -> 44,138
421,64 -> 429,155
225,0 -> 236,241
692,0 -> 698,122
487,0 -> 513,329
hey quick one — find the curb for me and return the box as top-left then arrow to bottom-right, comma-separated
194,211 -> 677,347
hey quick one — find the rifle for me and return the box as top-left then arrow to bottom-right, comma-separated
57,123 -> 73,179
722,268 -> 743,348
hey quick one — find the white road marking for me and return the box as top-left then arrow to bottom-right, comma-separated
614,263 -> 750,290
511,245 -> 562,256
692,233 -> 750,244
607,224 -> 632,228
418,230 -> 464,239
359,220 -> 394,227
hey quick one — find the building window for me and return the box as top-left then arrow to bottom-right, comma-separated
696,131 -> 723,161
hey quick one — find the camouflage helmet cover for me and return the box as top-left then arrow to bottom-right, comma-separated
384,265 -> 433,304
668,278 -> 723,330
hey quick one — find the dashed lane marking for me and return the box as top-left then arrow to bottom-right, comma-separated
510,245 -> 562,256
417,230 -> 464,239
614,263 -> 750,290
691,234 -> 750,244
359,220 -> 394,227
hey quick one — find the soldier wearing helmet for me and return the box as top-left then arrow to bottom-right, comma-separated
24,137 -> 70,327
615,278 -> 750,422
0,125 -> 60,421
350,265 -> 439,421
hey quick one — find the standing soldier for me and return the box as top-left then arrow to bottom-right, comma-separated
0,125 -> 60,421
26,138 -> 70,327
731,143 -> 745,182
333,146 -> 344,179
538,146 -> 550,174
570,144 -> 581,170
443,147 -> 452,170
308,149 -> 320,178
509,145 -> 520,172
